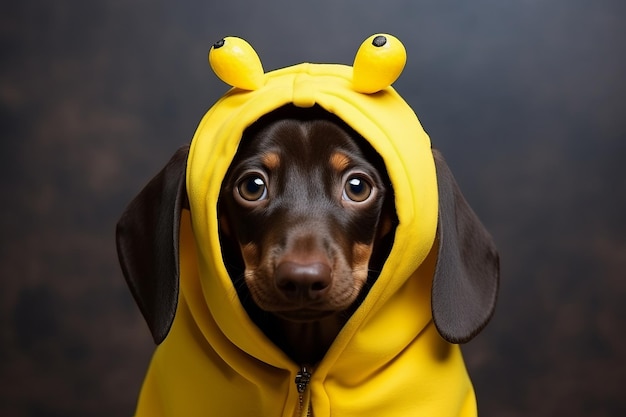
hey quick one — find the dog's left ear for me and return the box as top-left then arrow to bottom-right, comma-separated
116,145 -> 190,344
431,149 -> 500,344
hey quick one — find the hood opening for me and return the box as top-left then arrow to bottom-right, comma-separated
216,104 -> 398,363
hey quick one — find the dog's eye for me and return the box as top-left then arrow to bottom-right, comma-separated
237,175 -> 268,201
343,175 -> 373,202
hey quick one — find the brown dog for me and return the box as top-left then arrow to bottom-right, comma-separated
217,106 -> 396,364
116,35 -> 501,414
117,104 -> 499,361
116,103 -> 499,415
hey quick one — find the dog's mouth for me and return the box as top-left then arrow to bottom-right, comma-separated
272,308 -> 337,323
246,275 -> 362,323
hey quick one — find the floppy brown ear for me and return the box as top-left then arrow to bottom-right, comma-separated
116,145 -> 189,344
431,149 -> 500,344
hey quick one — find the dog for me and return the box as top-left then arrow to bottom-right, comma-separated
115,34 -> 500,416
217,106 -> 397,365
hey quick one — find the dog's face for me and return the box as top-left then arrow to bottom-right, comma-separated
219,117 -> 393,324
117,107 -> 498,354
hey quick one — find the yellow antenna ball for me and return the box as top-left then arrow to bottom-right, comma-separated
353,34 -> 407,94
209,37 -> 265,90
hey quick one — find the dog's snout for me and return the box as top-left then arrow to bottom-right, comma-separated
276,262 -> 332,301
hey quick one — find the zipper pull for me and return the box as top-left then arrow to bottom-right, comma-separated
295,366 -> 311,394
295,366 -> 313,417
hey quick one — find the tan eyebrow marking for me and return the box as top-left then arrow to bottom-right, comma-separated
262,152 -> 281,170
329,152 -> 351,172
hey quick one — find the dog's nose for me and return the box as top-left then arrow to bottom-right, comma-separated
275,262 -> 332,301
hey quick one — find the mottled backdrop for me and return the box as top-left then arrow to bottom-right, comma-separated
1,0 -> 625,416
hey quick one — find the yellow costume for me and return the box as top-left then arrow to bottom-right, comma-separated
117,34 -> 499,416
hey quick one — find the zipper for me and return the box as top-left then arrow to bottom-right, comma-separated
294,365 -> 312,417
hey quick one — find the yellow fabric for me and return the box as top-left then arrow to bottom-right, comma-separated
135,62 -> 476,416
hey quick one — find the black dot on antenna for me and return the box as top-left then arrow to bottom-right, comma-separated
372,35 -> 387,47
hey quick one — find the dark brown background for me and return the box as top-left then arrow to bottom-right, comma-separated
1,0 -> 625,416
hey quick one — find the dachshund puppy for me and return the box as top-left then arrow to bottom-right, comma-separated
116,35 -> 500,415
116,103 -> 499,415
218,107 -> 396,364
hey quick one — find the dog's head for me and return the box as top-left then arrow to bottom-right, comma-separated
116,34 -> 499,351
217,106 -> 395,327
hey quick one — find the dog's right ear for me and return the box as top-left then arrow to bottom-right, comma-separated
116,145 -> 190,344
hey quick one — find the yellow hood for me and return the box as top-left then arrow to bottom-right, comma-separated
116,34 -> 499,417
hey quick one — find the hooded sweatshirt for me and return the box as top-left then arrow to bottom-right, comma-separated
135,34 -> 477,417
